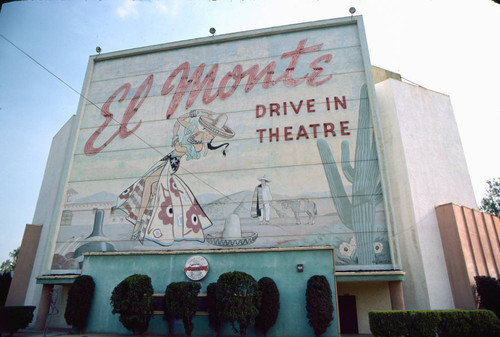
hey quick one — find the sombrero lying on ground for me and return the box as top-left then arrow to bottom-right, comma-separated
206,214 -> 257,247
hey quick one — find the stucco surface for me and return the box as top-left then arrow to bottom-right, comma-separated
337,281 -> 391,334
24,116 -> 77,320
375,79 -> 476,310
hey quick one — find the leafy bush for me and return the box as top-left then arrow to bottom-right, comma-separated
64,275 -> 95,332
164,281 -> 201,337
110,274 -> 154,335
408,310 -> 439,337
216,271 -> 261,337
437,310 -> 472,337
370,309 -> 500,337
369,311 -> 409,337
0,272 -> 12,307
0,306 -> 35,334
306,275 -> 334,337
255,277 -> 280,337
438,310 -> 500,337
207,282 -> 222,336
468,310 -> 500,337
475,275 -> 500,318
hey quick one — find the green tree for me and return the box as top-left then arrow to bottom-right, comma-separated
0,306 -> 36,335
306,275 -> 334,337
475,276 -> 500,319
64,275 -> 95,332
216,271 -> 261,337
164,281 -> 201,337
206,282 -> 222,337
110,274 -> 154,335
255,277 -> 280,337
480,178 -> 500,217
0,248 -> 19,273
0,272 -> 12,306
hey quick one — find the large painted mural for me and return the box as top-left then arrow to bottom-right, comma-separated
51,18 -> 393,271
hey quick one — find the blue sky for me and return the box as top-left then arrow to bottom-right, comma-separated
0,0 -> 499,263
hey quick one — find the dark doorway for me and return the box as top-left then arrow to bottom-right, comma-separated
338,295 -> 359,334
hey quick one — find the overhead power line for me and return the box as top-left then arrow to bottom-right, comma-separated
0,33 -> 163,155
0,33 -> 236,201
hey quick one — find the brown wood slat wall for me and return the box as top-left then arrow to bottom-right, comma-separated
436,203 -> 500,309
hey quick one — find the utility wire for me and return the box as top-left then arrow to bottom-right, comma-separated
1,33 -> 391,219
1,33 -> 89,107
0,33 -> 237,201
1,34 -> 408,265
0,33 -> 164,156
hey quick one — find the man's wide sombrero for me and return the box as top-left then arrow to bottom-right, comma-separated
199,113 -> 235,139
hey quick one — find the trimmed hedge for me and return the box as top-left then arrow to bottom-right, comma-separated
437,310 -> 472,337
206,282 -> 222,336
369,311 -> 409,337
164,281 -> 201,337
369,309 -> 500,337
408,310 -> 439,337
0,273 -> 11,307
110,274 -> 154,335
255,277 -> 280,337
0,306 -> 36,334
467,310 -> 500,337
475,275 -> 500,318
64,275 -> 95,332
306,275 -> 334,337
216,271 -> 261,337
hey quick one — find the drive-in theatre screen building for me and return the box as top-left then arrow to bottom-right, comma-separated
54,18 -> 394,269
24,16 -> 477,336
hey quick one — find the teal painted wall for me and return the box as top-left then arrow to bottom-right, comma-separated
82,248 -> 338,337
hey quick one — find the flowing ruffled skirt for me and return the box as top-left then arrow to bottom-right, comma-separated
116,160 -> 212,246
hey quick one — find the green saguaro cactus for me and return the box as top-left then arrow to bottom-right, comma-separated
317,84 -> 383,265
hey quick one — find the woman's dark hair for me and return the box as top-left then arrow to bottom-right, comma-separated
208,139 -> 229,156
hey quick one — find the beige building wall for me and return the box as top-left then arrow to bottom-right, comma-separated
337,281 -> 392,334
375,78 -> 477,310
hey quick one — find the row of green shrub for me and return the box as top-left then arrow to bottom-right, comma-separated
109,272 -> 277,337
108,272 -> 334,337
369,309 -> 500,337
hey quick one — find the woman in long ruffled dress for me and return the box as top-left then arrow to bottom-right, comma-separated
115,109 -> 234,246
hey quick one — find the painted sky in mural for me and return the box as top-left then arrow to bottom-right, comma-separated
52,19 -> 391,271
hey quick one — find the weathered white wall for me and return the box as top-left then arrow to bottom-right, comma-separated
24,116 -> 77,314
375,78 -> 477,309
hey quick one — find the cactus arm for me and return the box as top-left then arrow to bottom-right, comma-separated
317,139 -> 353,229
351,84 -> 375,203
353,84 -> 371,164
350,84 -> 381,264
374,183 -> 384,206
317,84 -> 385,265
362,133 -> 383,207
341,141 -> 355,183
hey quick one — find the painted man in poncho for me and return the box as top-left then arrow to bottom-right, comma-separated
251,175 -> 273,225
